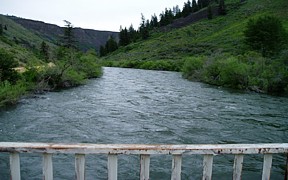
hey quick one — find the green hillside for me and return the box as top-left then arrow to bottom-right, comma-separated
103,0 -> 287,61
102,0 -> 288,94
0,15 -> 102,107
0,15 -> 50,66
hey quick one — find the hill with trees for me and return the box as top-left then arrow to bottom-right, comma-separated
101,0 -> 288,95
7,16 -> 119,52
0,15 -> 102,107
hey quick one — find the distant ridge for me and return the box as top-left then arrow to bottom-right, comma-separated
7,16 -> 119,51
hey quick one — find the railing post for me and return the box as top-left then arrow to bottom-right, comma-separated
233,154 -> 244,180
202,154 -> 213,180
75,154 -> 86,180
171,154 -> 182,180
10,153 -> 21,180
262,154 -> 273,180
108,154 -> 118,180
285,154 -> 288,180
43,153 -> 53,180
140,154 -> 150,180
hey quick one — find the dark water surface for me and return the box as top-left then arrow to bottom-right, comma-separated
0,67 -> 287,179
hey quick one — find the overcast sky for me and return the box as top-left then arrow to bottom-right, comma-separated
1,0 -> 189,32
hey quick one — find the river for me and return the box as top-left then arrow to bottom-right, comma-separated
0,67 -> 287,179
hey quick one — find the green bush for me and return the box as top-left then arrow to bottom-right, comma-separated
202,56 -> 222,84
218,57 -> 249,89
0,81 -> 26,107
182,56 -> 205,80
244,15 -> 287,56
78,50 -> 102,78
0,49 -> 20,83
62,68 -> 86,87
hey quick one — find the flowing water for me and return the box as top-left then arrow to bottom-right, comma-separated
0,67 -> 287,179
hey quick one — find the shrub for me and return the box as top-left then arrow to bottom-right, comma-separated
78,50 -> 102,78
0,81 -> 26,107
244,15 -> 287,56
182,56 -> 205,80
0,49 -> 20,83
218,57 -> 249,89
61,68 -> 86,87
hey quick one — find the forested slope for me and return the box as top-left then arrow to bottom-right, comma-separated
102,0 -> 288,94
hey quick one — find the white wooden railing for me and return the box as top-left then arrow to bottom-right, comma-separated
0,142 -> 288,180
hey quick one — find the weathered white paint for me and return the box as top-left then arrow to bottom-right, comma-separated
140,154 -> 150,180
202,154 -> 213,180
10,153 -> 21,180
43,153 -> 53,180
285,154 -> 288,180
75,154 -> 85,180
262,154 -> 273,180
108,154 -> 118,180
1,143 -> 288,179
1,143 -> 288,155
233,154 -> 244,180
284,154 -> 288,180
171,155 -> 182,180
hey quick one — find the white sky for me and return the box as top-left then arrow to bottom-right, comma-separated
0,0 -> 189,32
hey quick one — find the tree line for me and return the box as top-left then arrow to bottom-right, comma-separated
100,0 -> 228,57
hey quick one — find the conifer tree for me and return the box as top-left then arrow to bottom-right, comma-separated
99,45 -> 107,57
140,14 -> 149,39
62,20 -> 77,49
192,0 -> 198,12
119,27 -> 130,46
182,1 -> 192,17
105,36 -> 118,53
150,14 -> 159,28
218,0 -> 226,15
40,41 -> 49,61
128,25 -> 137,42
208,5 -> 213,19
0,24 -> 3,36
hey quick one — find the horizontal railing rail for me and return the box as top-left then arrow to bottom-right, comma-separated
0,142 -> 287,180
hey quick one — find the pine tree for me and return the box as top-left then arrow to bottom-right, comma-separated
40,41 -> 49,61
174,5 -> 182,18
207,5 -> 213,19
99,45 -> 107,57
128,24 -> 137,42
119,27 -> 130,46
150,14 -> 159,28
218,0 -> 226,15
192,0 -> 198,12
140,14 -> 149,40
105,36 -> 118,53
182,1 -> 192,17
62,20 -> 77,49
0,24 -> 3,36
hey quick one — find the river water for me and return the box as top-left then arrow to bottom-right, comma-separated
0,67 -> 287,179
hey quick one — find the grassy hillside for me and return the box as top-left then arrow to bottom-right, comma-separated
0,15 -> 102,107
0,15 -> 49,66
103,0 -> 288,62
8,16 -> 119,52
102,0 -> 288,94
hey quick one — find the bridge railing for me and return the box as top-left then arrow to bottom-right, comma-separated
0,142 -> 287,180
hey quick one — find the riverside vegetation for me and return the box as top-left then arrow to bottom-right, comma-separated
101,0 -> 288,95
0,19 -> 102,107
